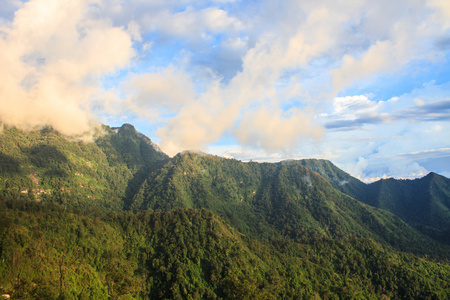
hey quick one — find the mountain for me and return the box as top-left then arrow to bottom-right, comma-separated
1,124 -> 450,298
279,159 -> 367,201
0,123 -> 167,211
365,173 -> 450,226
292,159 -> 450,243
127,151 -> 450,257
364,173 -> 450,243
2,206 -> 449,299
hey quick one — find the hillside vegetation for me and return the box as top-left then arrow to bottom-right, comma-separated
0,124 -> 449,299
0,124 -> 167,212
293,159 -> 450,244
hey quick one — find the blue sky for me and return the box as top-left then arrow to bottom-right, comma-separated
1,0 -> 449,181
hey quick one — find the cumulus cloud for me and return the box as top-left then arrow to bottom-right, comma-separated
1,0 -> 449,182
143,6 -> 243,40
329,0 -> 448,93
427,0 -> 450,29
0,0 -> 135,136
156,83 -> 236,155
149,2 -> 356,155
333,96 -> 379,116
0,0 -> 23,24
323,90 -> 450,131
397,148 -> 450,179
234,106 -> 323,152
124,66 -> 197,119
345,157 -> 368,180
120,0 -> 450,160
324,95 -> 393,130
331,39 -> 411,93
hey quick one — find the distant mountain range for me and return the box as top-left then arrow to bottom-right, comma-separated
0,123 -> 449,299
286,159 -> 450,244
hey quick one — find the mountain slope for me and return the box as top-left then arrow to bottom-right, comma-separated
130,152 -> 449,257
0,124 -> 167,211
1,125 -> 448,254
280,159 -> 367,201
1,124 -> 450,298
1,204 -> 449,299
286,159 -> 450,242
364,173 -> 450,243
365,173 -> 450,227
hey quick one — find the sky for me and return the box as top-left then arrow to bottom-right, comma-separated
0,0 -> 449,182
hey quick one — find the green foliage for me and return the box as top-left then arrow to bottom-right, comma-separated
1,204 -> 449,299
131,152 -> 450,258
293,159 -> 450,243
280,159 -> 368,201
1,124 -> 450,299
364,173 -> 450,232
0,124 -> 167,212
0,208 -> 118,298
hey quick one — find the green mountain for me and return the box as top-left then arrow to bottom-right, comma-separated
1,124 -> 450,299
365,173 -> 450,226
128,151 -> 449,257
292,159 -> 450,243
279,159 -> 367,201
364,173 -> 450,243
0,123 -> 167,211
2,205 -> 449,299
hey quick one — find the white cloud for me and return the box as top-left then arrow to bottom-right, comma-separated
427,0 -> 450,29
398,148 -> 450,160
124,66 -> 196,118
344,157 -> 368,180
414,98 -> 426,106
328,0 -> 446,93
332,39 -> 410,93
429,125 -> 443,132
1,0 -> 449,181
234,106 -> 323,152
127,20 -> 142,42
142,6 -> 243,40
0,0 -> 135,136
0,0 -> 23,25
333,95 -> 379,116
129,0 -> 450,165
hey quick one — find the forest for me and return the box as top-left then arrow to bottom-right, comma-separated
0,124 -> 449,299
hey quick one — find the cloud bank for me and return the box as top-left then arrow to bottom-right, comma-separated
1,0 -> 449,180
0,0 -> 134,136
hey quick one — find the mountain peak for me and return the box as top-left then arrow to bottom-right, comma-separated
425,171 -> 444,179
117,123 -> 137,134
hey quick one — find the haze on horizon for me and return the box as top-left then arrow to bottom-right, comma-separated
0,0 -> 449,182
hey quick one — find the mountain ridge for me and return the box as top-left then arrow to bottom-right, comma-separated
1,123 -> 450,298
1,123 -> 448,239
294,158 -> 450,242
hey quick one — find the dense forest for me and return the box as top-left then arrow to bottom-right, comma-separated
285,159 -> 450,245
0,124 -> 449,299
